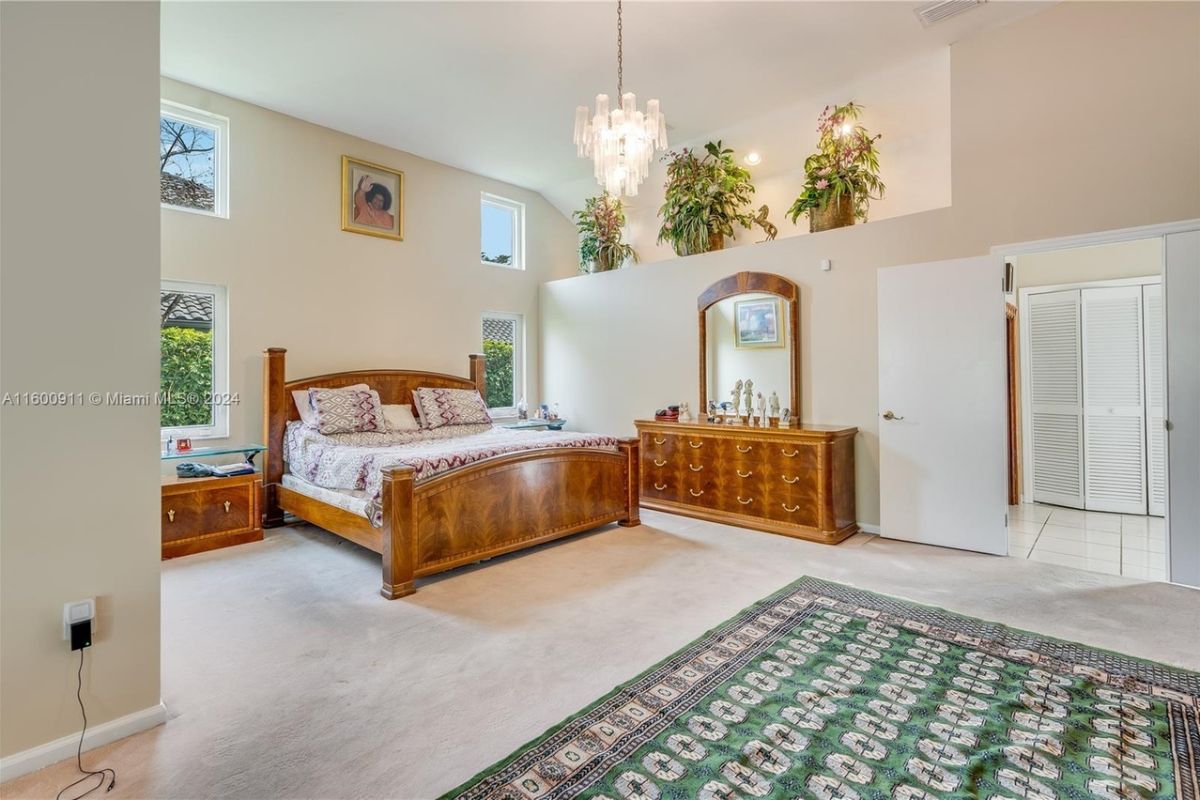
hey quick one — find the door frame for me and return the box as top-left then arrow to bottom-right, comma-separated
1017,275 -> 1161,507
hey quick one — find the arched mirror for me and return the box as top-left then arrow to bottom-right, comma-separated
698,271 -> 801,421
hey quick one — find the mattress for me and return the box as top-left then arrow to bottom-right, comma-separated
281,473 -> 372,519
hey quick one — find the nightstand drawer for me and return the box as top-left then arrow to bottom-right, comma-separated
161,473 -> 262,557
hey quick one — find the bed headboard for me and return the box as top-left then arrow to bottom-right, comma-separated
261,347 -> 485,526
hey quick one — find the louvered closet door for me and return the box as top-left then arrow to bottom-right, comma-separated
1082,286 -> 1147,514
1027,290 -> 1084,508
1142,283 -> 1166,517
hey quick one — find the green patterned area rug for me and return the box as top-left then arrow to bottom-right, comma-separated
443,577 -> 1200,800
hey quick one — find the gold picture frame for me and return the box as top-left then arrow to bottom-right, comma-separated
734,298 -> 784,349
341,155 -> 404,241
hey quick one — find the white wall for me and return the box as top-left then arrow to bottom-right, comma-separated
160,78 -> 579,447
542,1 -> 1200,527
1,2 -> 162,759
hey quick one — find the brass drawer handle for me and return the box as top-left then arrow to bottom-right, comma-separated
689,440 -> 703,448
781,449 -> 799,457
736,445 -> 753,453
737,469 -> 753,478
689,464 -> 704,472
223,500 -> 231,512
653,436 -> 666,445
654,459 -> 668,467
782,503 -> 801,513
167,509 -> 175,522
689,489 -> 705,497
654,482 -> 667,491
737,496 -> 753,505
782,475 -> 800,484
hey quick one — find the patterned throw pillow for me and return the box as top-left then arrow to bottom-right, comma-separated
308,387 -> 387,435
412,387 -> 492,429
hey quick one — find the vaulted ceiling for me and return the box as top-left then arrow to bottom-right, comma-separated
161,1 -> 1049,214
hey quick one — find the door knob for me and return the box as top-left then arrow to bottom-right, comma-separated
882,410 -> 904,421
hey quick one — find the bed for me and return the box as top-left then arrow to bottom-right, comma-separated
263,348 -> 640,598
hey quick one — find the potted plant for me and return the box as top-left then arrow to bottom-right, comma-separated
787,102 -> 885,233
657,141 -> 755,256
574,193 -> 637,273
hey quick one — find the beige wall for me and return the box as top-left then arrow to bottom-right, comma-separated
160,78 -> 578,447
1012,237 -> 1162,290
542,1 -> 1200,527
1,2 -> 162,758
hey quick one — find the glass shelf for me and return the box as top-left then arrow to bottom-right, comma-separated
161,443 -> 266,462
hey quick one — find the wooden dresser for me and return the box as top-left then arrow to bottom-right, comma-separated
161,472 -> 262,559
634,419 -> 857,543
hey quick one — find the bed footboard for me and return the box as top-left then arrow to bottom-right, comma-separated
378,438 -> 640,599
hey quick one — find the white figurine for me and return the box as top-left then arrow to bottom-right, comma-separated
769,391 -> 780,419
742,379 -> 754,416
731,379 -> 743,418
678,401 -> 692,422
780,407 -> 792,426
756,392 -> 766,425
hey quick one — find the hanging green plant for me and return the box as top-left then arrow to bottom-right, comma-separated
574,193 -> 637,273
787,102 -> 885,233
657,141 -> 755,257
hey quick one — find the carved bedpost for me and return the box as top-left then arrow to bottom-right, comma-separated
263,347 -> 287,528
617,437 -> 641,527
380,464 -> 417,599
469,353 -> 486,397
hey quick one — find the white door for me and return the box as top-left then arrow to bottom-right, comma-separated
1026,290 -> 1085,508
1081,285 -> 1147,514
1142,283 -> 1166,517
878,256 -> 1008,554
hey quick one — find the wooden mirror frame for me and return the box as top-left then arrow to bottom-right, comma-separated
698,270 -> 801,419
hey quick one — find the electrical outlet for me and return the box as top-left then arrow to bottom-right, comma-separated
820,259 -> 832,272
63,599 -> 95,641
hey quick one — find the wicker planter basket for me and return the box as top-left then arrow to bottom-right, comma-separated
809,195 -> 856,233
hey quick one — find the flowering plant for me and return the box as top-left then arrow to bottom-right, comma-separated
787,102 -> 884,225
574,193 -> 637,273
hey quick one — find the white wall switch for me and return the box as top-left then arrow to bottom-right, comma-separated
820,259 -> 832,272
63,598 -> 95,640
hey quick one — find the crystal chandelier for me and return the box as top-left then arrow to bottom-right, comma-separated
572,0 -> 667,197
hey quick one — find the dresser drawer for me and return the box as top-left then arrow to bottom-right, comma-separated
162,482 -> 255,544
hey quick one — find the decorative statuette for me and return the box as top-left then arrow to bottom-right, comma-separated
780,407 -> 792,426
731,379 -> 743,418
742,379 -> 754,418
769,391 -> 780,419
756,392 -> 766,425
678,401 -> 692,422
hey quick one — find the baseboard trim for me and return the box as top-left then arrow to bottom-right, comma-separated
858,522 -> 881,535
0,701 -> 167,783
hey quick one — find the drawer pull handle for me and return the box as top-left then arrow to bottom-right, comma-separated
689,440 -> 703,448
223,500 -> 231,513
653,436 -> 666,445
167,509 -> 175,522
781,449 -> 800,457
689,464 -> 704,472
654,459 -> 668,467
737,469 -> 753,478
654,482 -> 667,491
736,445 -> 753,453
782,503 -> 801,513
737,496 -> 753,505
782,475 -> 800,484
689,489 -> 705,497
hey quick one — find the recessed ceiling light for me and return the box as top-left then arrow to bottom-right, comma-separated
744,152 -> 761,166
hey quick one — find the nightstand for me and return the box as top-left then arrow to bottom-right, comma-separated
161,445 -> 265,559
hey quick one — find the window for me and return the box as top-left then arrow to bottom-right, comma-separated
161,100 -> 229,217
161,280 -> 229,439
480,193 -> 524,269
482,312 -> 524,415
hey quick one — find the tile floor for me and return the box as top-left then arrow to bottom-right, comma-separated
1007,502 -> 1167,581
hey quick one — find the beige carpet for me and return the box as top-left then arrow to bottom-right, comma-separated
4,510 -> 1198,800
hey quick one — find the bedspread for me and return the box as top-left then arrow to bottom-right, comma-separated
284,422 -> 619,526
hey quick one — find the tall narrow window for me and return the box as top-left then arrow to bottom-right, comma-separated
480,193 -> 525,269
161,100 -> 229,217
482,312 -> 523,415
161,280 -> 229,439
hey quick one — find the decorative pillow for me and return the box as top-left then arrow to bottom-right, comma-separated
292,384 -> 368,427
381,404 -> 419,432
412,387 -> 492,429
308,387 -> 387,435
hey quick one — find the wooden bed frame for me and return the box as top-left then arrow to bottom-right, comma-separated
263,348 -> 640,598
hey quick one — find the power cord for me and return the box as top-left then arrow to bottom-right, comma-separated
55,648 -> 116,800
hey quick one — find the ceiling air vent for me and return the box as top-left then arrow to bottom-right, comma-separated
914,0 -> 986,27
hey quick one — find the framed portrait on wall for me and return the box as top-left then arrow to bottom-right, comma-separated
341,155 -> 404,241
734,298 -> 782,349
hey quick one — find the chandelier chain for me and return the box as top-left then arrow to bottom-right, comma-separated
616,0 -> 623,97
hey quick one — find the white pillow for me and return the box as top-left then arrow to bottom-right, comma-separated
381,404 -> 419,432
292,383 -> 368,427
